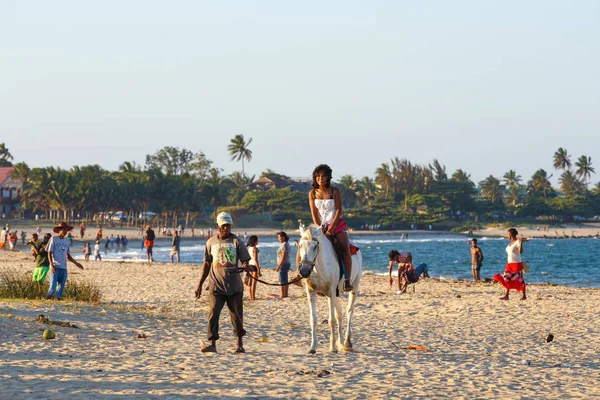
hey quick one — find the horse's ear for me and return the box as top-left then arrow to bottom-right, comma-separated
305,228 -> 313,241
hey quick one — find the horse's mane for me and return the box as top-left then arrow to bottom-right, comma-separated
300,224 -> 323,241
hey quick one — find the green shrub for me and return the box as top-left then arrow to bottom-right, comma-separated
0,270 -> 101,302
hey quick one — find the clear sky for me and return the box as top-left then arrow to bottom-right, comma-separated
1,1 -> 599,186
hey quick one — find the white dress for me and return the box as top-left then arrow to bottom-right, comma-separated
314,199 -> 336,225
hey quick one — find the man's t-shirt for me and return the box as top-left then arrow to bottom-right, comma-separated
47,236 -> 71,269
204,234 -> 251,295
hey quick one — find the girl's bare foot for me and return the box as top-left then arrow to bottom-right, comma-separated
520,296 -> 527,300
499,296 -> 509,300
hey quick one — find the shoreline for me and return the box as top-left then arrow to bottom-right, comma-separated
2,249 -> 598,290
3,220 -> 600,241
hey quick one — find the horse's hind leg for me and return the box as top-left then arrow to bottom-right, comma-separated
307,290 -> 318,354
334,297 -> 344,352
344,279 -> 360,351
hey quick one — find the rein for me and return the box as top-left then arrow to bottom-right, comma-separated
235,267 -> 304,287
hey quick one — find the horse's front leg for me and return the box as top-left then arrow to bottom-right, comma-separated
344,279 -> 360,351
307,289 -> 318,354
334,296 -> 344,352
328,288 -> 337,353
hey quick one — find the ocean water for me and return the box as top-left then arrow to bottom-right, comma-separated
79,232 -> 600,288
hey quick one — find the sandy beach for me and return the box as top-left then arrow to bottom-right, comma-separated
475,222 -> 600,240
1,250 -> 599,399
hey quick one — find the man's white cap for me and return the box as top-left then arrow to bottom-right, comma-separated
216,212 -> 233,227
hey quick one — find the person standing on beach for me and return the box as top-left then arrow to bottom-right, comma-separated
309,164 -> 353,291
46,222 -> 84,300
469,239 -> 484,281
245,235 -> 261,300
275,231 -> 291,298
30,233 -> 51,283
94,240 -> 102,261
85,242 -> 92,261
494,228 -> 528,300
144,225 -> 155,262
170,230 -> 181,263
195,212 -> 251,354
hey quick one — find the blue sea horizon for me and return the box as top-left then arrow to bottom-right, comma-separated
78,232 -> 600,289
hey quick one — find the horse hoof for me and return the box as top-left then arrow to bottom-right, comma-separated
307,349 -> 316,355
343,344 -> 353,352
329,348 -> 338,353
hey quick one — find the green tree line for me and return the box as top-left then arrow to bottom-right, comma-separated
2,141 -> 599,229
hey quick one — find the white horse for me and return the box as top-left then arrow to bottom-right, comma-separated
297,224 -> 362,354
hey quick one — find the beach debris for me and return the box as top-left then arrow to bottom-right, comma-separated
35,314 -> 79,329
259,337 -> 269,343
403,345 -> 427,351
297,369 -> 331,377
43,329 -> 56,340
456,294 -> 462,298
137,332 -> 148,339
35,314 -> 50,324
546,334 -> 554,343
522,359 -> 531,366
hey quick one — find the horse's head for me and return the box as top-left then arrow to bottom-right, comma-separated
297,225 -> 321,278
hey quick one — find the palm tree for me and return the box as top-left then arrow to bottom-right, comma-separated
228,134 -> 253,176
553,147 -> 572,171
478,176 -> 505,204
502,170 -> 522,188
10,162 -> 30,181
0,142 -> 13,167
559,170 -> 585,197
375,163 -> 393,199
575,155 -> 595,187
337,175 -> 359,208
502,170 -> 522,207
529,169 -> 553,200
359,176 -> 376,206
450,169 -> 472,184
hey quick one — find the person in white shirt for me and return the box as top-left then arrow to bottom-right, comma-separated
46,222 -> 84,300
493,228 -> 529,300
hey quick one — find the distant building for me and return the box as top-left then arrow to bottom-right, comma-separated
247,174 -> 312,193
0,167 -> 23,217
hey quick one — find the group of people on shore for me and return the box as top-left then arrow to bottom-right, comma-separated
189,163 -> 533,353
8,163 -> 532,354
24,222 -> 84,300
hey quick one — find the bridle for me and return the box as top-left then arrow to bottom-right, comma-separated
299,239 -> 319,278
